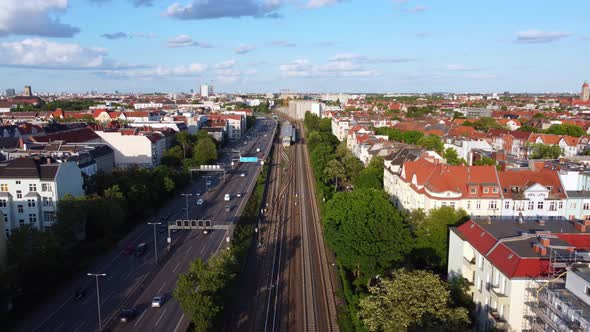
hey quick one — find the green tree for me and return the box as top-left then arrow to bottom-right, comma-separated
176,131 -> 194,159
473,156 -> 495,166
323,189 -> 413,284
408,207 -> 468,269
518,125 -> 539,133
545,123 -> 585,137
443,147 -> 465,165
193,137 -> 218,166
161,146 -> 184,167
354,156 -> 385,190
342,154 -> 364,183
359,269 -> 470,331
418,135 -> 444,154
472,117 -> 504,131
529,143 -> 564,159
318,118 -> 332,132
174,250 -> 236,332
304,112 -> 320,132
323,159 -> 346,191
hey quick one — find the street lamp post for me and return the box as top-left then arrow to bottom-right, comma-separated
147,222 -> 162,264
180,193 -> 193,220
87,273 -> 107,331
204,176 -> 211,193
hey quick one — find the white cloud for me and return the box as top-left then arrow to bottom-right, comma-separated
235,44 -> 256,54
0,38 -> 108,68
101,32 -> 157,40
167,34 -> 212,48
330,53 -> 414,63
305,0 -> 344,9
408,4 -> 427,12
446,64 -> 486,71
279,58 -> 378,78
0,0 -> 79,37
214,60 -> 237,70
99,63 -> 208,78
163,0 -> 282,20
516,30 -> 572,43
271,40 -> 296,47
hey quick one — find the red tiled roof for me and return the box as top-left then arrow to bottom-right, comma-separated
498,168 -> 566,199
31,127 -> 99,143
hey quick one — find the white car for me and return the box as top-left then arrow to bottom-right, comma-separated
236,193 -> 242,198
240,173 -> 246,177
206,181 -> 212,186
196,199 -> 204,205
152,296 -> 164,308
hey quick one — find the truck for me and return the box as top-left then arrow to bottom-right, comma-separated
224,194 -> 230,201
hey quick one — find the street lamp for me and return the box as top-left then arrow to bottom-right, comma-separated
147,222 -> 162,264
180,193 -> 193,220
87,273 -> 107,331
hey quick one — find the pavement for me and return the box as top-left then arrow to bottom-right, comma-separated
14,117 -> 277,332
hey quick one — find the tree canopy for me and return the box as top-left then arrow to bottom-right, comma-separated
359,269 -> 470,331
417,135 -> 444,154
529,143 -> 564,159
545,123 -> 585,137
323,189 -> 413,285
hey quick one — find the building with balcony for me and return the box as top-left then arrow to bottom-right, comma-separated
448,218 -> 590,332
0,157 -> 84,237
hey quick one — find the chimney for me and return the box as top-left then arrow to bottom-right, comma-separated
46,158 -> 51,165
540,237 -> 550,247
538,219 -> 546,226
575,222 -> 587,232
539,245 -> 547,256
584,219 -> 590,227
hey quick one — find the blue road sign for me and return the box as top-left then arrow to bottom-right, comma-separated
240,157 -> 258,163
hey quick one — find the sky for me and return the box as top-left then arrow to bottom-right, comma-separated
0,0 -> 589,94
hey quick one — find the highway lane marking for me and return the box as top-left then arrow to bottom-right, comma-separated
155,308 -> 168,326
173,313 -> 185,332
72,320 -> 85,332
157,281 -> 167,294
185,245 -> 193,256
134,309 -> 147,327
172,262 -> 181,273
199,245 -> 206,255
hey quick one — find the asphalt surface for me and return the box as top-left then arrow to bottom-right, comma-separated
14,117 -> 277,332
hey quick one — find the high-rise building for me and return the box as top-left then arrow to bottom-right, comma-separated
5,89 -> 15,97
200,84 -> 213,98
23,86 -> 32,97
582,81 -> 589,101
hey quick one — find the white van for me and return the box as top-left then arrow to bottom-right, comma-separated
224,194 -> 230,201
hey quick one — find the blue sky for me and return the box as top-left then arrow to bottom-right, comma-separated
0,0 -> 588,94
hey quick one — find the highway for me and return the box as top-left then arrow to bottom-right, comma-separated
14,117 -> 277,332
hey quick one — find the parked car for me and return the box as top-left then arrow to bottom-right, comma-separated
119,309 -> 137,322
74,288 -> 86,300
134,242 -> 147,257
196,199 -> 204,205
122,243 -> 134,256
152,296 -> 164,308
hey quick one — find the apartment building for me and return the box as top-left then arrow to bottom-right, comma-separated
94,128 -> 168,168
385,156 -> 567,220
0,157 -> 84,237
448,218 -> 590,332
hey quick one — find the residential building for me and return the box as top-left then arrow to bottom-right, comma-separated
444,139 -> 493,165
287,100 -> 324,120
0,157 -> 84,237
448,218 -> 590,332
23,86 -> 32,97
94,128 -> 167,168
582,81 -> 589,102
461,107 -> 493,118
5,89 -> 15,97
200,84 -> 213,98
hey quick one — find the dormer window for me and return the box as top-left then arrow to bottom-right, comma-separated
484,188 -> 489,194
546,186 -> 553,191
470,188 -> 477,194
493,188 -> 498,193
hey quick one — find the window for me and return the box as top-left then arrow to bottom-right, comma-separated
538,201 -> 544,210
586,287 -> 590,296
0,200 -> 6,208
43,197 -> 53,206
505,201 -> 510,209
27,199 -> 35,208
470,188 -> 476,194
476,201 -> 481,209
493,188 -> 498,193
17,205 -> 23,213
484,188 -> 489,194
16,190 -> 22,199
3,214 -> 7,222
43,211 -> 56,222
450,202 -> 455,208
478,254 -> 484,269
15,180 -> 20,184
0,184 -> 8,192
477,276 -> 482,291
549,202 -> 557,211
584,202 -> 590,210
467,201 -> 471,209
42,184 -> 52,192
19,219 -> 24,226
559,201 -> 563,209
441,201 -> 447,207
29,184 -> 36,192
488,201 -> 497,209
528,201 -> 534,210
28,214 -> 36,223
572,202 -> 578,209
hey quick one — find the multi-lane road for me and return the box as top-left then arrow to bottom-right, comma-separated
15,117 -> 277,332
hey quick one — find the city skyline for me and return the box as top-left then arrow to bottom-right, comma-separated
0,0 -> 589,93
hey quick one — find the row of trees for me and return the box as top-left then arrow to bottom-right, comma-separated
2,165 -> 190,326
519,123 -> 586,137
161,131 -> 218,168
303,116 -> 474,331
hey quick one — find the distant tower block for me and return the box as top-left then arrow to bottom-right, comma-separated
23,85 -> 32,97
582,81 -> 590,101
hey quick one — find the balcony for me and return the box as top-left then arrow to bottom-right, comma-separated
488,310 -> 509,331
491,286 -> 510,305
463,257 -> 476,274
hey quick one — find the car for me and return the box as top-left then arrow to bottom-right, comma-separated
134,242 -> 147,257
74,288 -> 86,300
206,181 -> 212,186
224,194 -> 230,201
119,309 -> 137,322
152,296 -> 164,308
240,173 -> 246,177
195,192 -> 201,196
236,193 -> 242,198
225,205 -> 231,212
122,243 -> 134,256
196,198 -> 204,205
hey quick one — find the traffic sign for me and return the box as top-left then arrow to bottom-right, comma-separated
240,157 -> 258,163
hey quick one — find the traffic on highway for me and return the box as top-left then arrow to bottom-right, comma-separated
16,117 -> 277,332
